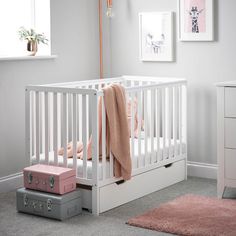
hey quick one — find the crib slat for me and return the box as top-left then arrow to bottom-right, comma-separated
86,87 -> 89,140
25,89 -> 31,164
162,87 -> 166,160
137,90 -> 142,168
82,95 -> 87,178
173,86 -> 178,157
144,90 -> 148,166
150,89 -> 155,164
33,92 -> 36,159
110,152 -> 114,178
35,91 -> 40,163
79,95 -> 82,142
168,87 -> 173,159
102,96 -> 106,180
156,89 -> 160,162
130,92 -> 135,165
76,95 -> 79,143
57,93 -> 61,151
179,86 -> 183,155
40,93 -> 44,157
66,93 -> 69,147
69,94 -> 73,143
72,94 -> 77,172
49,93 -> 54,153
62,93 -> 68,167
44,92 -> 49,164
53,93 -> 58,165
29,92 -> 33,162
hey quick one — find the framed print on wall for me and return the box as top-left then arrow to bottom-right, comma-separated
178,0 -> 214,41
139,12 -> 173,62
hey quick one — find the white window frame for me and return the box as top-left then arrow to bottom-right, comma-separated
0,0 -> 53,59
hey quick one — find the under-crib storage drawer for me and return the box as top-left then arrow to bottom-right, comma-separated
225,88 -> 236,117
99,159 -> 186,213
225,149 -> 236,180
225,118 -> 236,148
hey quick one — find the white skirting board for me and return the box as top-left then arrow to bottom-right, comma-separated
0,172 -> 23,193
187,161 -> 218,180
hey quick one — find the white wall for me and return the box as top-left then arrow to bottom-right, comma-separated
106,0 -> 236,165
0,0 -> 99,178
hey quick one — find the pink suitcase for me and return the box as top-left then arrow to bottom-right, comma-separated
23,164 -> 76,195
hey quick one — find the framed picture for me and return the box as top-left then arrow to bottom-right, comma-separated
178,0 -> 214,41
139,12 -> 173,62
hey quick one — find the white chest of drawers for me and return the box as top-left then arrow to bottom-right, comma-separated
217,82 -> 236,198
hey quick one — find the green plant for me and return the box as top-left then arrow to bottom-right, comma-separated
18,27 -> 48,44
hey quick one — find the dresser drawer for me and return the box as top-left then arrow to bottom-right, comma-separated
225,118 -> 236,148
225,149 -> 236,179
225,87 -> 236,117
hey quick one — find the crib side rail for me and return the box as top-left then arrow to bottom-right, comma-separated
123,75 -> 186,84
25,86 -> 99,187
35,77 -> 124,88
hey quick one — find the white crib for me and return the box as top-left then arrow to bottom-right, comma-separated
25,75 -> 187,215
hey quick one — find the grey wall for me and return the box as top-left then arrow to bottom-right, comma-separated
1,0 -> 235,178
0,0 -> 99,178
107,0 -> 236,165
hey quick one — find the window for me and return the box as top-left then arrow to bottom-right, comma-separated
0,0 -> 51,57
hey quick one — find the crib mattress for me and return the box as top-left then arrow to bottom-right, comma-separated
31,137 -> 186,180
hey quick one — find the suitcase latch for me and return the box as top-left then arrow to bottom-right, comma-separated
49,176 -> 54,189
28,172 -> 33,184
32,201 -> 37,209
47,199 -> 52,211
23,194 -> 28,207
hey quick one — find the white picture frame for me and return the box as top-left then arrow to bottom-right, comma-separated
178,0 -> 214,41
139,12 -> 173,62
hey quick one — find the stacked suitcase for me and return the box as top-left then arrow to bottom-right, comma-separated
16,164 -> 82,220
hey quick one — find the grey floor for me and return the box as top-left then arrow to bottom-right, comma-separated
1,177 -> 233,236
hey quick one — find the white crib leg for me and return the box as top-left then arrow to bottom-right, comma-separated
92,186 -> 99,216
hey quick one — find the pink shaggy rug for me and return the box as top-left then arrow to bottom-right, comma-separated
127,194 -> 236,236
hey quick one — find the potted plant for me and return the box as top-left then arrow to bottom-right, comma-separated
18,27 -> 48,56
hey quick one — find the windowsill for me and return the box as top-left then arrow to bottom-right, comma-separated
0,55 -> 58,61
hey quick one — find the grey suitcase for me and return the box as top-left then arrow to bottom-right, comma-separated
16,188 -> 82,220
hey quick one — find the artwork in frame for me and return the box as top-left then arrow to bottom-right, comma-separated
139,12 -> 173,62
178,0 -> 214,41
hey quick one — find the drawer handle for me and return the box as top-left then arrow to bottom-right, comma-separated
116,180 -> 125,185
164,163 -> 173,168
